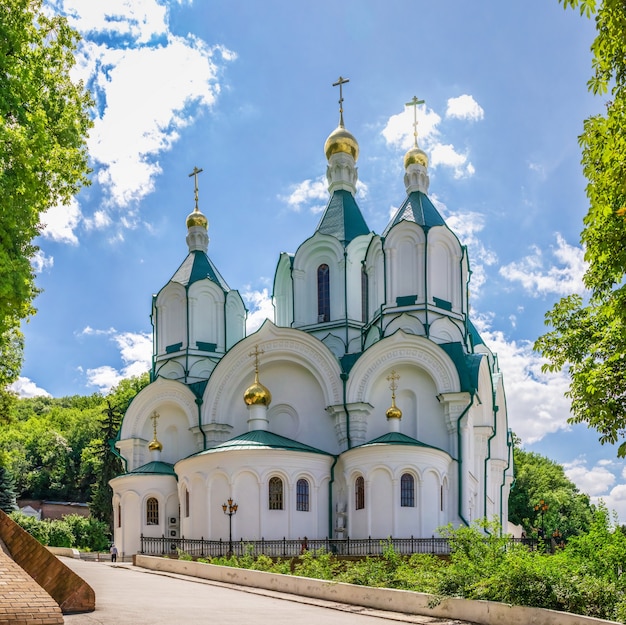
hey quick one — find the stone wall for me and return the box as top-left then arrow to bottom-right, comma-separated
0,510 -> 95,614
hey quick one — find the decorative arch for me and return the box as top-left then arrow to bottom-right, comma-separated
346,331 -> 462,403
384,313 -> 425,337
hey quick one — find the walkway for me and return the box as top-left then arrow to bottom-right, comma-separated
61,558 -> 471,625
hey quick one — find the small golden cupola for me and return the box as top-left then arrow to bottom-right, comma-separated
403,95 -> 430,194
185,166 -> 210,252
325,76 -> 359,194
385,370 -> 402,432
244,345 -> 272,431
148,410 -> 163,454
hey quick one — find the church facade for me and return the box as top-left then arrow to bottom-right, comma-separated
110,96 -> 514,557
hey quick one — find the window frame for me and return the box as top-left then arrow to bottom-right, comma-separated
269,476 -> 284,510
400,473 -> 415,507
355,476 -> 365,510
146,497 -> 159,526
317,264 -> 330,322
296,478 -> 310,512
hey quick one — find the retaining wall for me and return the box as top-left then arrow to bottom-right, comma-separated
136,554 -> 620,625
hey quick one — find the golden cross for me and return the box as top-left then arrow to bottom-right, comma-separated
188,166 -> 203,211
150,411 -> 160,439
386,369 -> 400,399
249,344 -> 264,375
332,76 -> 350,127
405,95 -> 425,147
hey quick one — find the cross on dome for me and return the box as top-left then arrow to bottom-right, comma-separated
188,166 -> 204,212
405,96 -> 425,148
332,76 -> 350,128
249,344 -> 265,375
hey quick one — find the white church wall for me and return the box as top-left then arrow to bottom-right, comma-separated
364,236 -> 384,321
155,283 -> 187,353
225,291 -> 247,348
344,234 -> 372,322
189,281 -> 225,351
384,223 -> 425,306
426,227 -> 463,313
273,253 -> 294,328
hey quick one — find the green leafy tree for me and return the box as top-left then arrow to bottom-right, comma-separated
0,0 -> 92,381
536,1 -> 626,455
509,441 -> 593,539
0,465 -> 17,513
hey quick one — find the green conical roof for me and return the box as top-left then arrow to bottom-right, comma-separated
315,189 -> 370,245
383,191 -> 445,235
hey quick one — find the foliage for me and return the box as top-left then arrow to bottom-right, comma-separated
0,0 -> 92,376
9,511 -> 109,551
0,465 -> 18,513
508,442 -> 593,537
536,0 -> 626,456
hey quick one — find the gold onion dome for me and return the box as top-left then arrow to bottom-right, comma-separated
244,375 -> 272,407
404,145 -> 428,169
386,403 -> 402,420
148,437 -> 163,452
186,207 -> 208,229
324,125 -> 359,161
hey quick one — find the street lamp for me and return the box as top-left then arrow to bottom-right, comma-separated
534,499 -> 549,540
222,498 -> 238,556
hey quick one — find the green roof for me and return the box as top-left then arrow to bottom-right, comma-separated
357,431 -> 445,453
467,319 -> 485,347
315,189 -> 370,245
383,191 -> 446,235
440,342 -> 483,393
129,461 -> 177,477
170,251 -> 230,290
192,429 -> 333,457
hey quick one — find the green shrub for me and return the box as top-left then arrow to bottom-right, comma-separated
47,520 -> 74,548
9,512 -> 50,544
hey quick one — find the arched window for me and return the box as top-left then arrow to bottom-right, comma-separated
317,264 -> 330,322
296,478 -> 309,511
355,476 -> 365,510
269,476 -> 283,510
361,265 -> 368,323
146,497 -> 159,525
184,487 -> 190,518
117,504 -> 122,528
401,473 -> 415,507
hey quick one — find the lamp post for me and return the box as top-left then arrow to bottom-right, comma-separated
222,498 -> 238,556
534,499 -> 548,541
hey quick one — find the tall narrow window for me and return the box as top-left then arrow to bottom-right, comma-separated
355,476 -> 365,510
117,504 -> 122,528
361,265 -> 368,323
185,488 -> 190,518
296,478 -> 309,511
146,497 -> 159,525
317,264 -> 330,322
400,473 -> 415,507
269,476 -> 283,510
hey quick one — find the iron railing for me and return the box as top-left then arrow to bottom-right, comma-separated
140,535 -> 536,558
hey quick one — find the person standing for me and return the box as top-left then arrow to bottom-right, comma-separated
110,543 -> 118,563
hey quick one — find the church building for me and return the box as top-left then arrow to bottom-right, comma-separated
110,85 -> 514,556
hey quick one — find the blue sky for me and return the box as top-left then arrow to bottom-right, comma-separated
16,0 -> 624,519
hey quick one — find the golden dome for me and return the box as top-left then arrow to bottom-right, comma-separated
404,146 -> 428,169
148,438 -> 163,452
324,125 -> 359,161
186,208 -> 208,229
386,404 -> 402,420
244,376 -> 272,407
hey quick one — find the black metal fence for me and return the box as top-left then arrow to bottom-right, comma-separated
140,535 -> 536,558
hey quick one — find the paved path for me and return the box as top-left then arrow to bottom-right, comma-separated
61,558 -> 471,625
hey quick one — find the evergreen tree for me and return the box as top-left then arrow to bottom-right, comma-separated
0,465 -> 17,513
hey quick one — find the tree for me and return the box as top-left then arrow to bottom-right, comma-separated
535,0 -> 626,455
0,0 -> 92,383
509,440 -> 593,538
0,465 -> 17,513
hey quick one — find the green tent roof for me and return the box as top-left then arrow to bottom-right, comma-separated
192,429 -> 333,457
356,431 -> 446,453
383,191 -> 446,235
315,189 -> 370,245
129,461 -> 177,477
170,250 -> 230,290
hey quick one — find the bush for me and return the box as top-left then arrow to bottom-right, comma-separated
10,512 -> 50,544
47,520 -> 74,548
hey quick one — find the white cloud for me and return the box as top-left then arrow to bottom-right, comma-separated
499,233 -> 587,296
280,177 -> 327,213
40,199 -> 82,245
381,102 -> 475,178
446,95 -> 484,121
31,250 -> 54,274
83,329 -> 152,392
563,458 -> 616,496
48,0 -> 235,242
243,288 -> 275,333
9,377 -> 51,398
474,314 -> 572,444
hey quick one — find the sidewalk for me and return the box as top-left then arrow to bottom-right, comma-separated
61,557 -> 468,625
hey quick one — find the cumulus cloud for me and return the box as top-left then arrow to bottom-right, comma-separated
243,288 -> 275,333
41,199 -> 82,245
82,328 -> 152,392
473,313 -> 572,444
31,250 -> 54,274
280,177 -> 327,213
381,101 -> 477,178
9,377 -> 51,398
499,233 -> 587,296
446,95 -> 485,121
47,0 -> 235,241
